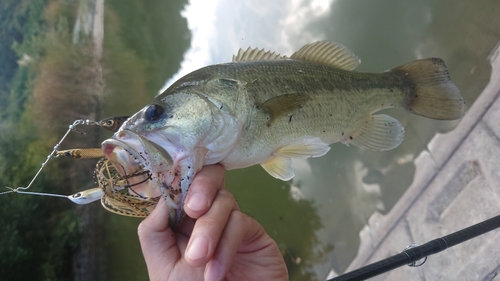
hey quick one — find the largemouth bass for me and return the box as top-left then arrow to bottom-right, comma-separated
102,41 -> 466,227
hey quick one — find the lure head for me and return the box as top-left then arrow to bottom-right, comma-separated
68,187 -> 104,205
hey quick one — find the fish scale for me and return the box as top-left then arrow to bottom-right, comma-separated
198,61 -> 403,151
186,60 -> 403,136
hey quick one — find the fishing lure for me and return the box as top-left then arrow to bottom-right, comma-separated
1,117 -> 158,218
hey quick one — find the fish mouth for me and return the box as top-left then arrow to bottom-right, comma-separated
102,130 -> 189,229
102,131 -> 180,224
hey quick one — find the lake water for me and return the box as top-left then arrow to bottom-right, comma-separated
102,0 -> 500,280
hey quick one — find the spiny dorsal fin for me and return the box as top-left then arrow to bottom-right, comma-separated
232,47 -> 287,62
290,41 -> 361,70
260,93 -> 311,125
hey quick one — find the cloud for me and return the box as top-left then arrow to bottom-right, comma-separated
159,0 -> 220,93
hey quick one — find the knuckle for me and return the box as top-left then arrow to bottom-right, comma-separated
217,189 -> 240,211
196,215 -> 219,228
191,177 -> 212,191
218,189 -> 234,200
229,209 -> 247,223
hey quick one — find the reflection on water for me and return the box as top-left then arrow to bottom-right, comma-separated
93,0 -> 500,280
291,0 -> 499,276
225,166 -> 332,281
155,0 -> 498,279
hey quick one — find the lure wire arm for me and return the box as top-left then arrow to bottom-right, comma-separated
2,119 -> 102,195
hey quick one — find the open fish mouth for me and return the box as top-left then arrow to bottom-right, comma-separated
99,143 -> 156,199
102,130 -> 180,226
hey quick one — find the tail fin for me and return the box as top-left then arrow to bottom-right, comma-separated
391,58 -> 466,120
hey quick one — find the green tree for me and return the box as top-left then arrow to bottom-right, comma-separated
105,0 -> 191,93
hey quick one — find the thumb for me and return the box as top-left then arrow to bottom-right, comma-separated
138,198 -> 180,272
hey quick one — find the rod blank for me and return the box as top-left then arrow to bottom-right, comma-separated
329,214 -> 500,281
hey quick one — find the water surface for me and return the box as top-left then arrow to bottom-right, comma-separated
101,0 -> 500,280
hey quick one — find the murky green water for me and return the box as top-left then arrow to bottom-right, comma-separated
101,0 -> 500,280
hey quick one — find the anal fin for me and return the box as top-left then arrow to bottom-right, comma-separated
348,114 -> 404,151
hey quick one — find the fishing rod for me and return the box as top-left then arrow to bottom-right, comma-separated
328,213 -> 500,281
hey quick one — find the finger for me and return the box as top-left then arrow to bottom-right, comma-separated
184,189 -> 239,266
138,198 -> 179,274
204,211 -> 256,280
184,164 -> 225,219
207,212 -> 285,281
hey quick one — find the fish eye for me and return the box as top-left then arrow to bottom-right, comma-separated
145,104 -> 164,121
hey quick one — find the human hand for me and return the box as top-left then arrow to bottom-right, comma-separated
138,164 -> 288,281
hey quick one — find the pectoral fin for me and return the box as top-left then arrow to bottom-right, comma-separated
347,114 -> 404,151
260,93 -> 311,125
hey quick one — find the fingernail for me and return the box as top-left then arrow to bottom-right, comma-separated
186,236 -> 209,261
205,260 -> 223,281
186,192 -> 209,212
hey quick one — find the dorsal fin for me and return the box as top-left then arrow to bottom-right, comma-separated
290,41 -> 361,70
232,47 -> 287,62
